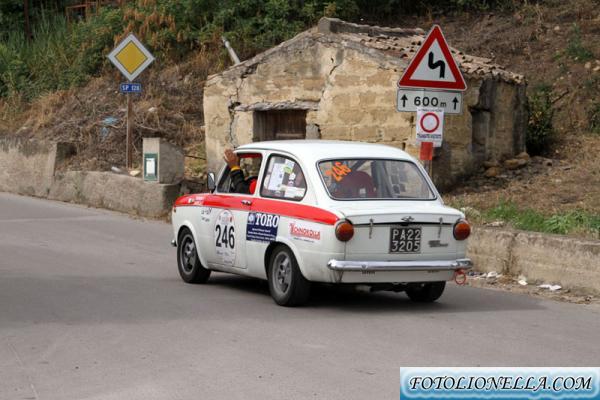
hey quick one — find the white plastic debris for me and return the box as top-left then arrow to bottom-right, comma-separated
538,284 -> 562,291
517,275 -> 528,286
486,271 -> 498,279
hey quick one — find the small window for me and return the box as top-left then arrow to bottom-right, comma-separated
217,153 -> 263,194
260,155 -> 307,201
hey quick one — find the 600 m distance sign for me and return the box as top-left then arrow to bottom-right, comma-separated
397,89 -> 463,115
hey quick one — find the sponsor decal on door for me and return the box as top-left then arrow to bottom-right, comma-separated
246,212 -> 279,242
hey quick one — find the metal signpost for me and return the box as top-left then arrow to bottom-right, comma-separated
108,33 -> 155,169
396,25 -> 467,176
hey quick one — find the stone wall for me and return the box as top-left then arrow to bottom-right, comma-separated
49,171 -> 180,218
468,227 -> 600,295
0,137 -> 180,218
204,29 -> 527,189
0,137 -> 74,197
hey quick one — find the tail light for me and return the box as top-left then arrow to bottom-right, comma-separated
453,219 -> 471,240
335,220 -> 354,242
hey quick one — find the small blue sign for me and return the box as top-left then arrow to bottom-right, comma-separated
119,83 -> 142,93
246,212 -> 279,242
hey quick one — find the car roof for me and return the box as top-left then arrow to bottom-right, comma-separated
236,140 -> 413,163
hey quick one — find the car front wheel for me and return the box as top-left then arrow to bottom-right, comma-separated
406,281 -> 446,302
268,245 -> 311,306
177,228 -> 211,284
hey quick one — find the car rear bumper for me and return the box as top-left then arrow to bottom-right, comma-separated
327,258 -> 472,272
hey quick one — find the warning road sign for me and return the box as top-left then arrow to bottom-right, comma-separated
398,25 -> 466,91
108,33 -> 155,81
416,108 -> 444,147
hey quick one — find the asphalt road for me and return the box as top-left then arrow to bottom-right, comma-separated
1,192 -> 599,400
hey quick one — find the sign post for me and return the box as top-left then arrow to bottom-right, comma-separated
108,33 -> 155,169
396,25 -> 466,177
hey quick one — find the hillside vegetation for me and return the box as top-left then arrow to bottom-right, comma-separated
0,0 -> 598,238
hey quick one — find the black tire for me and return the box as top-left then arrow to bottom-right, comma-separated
177,228 -> 211,284
267,245 -> 311,306
406,281 -> 446,302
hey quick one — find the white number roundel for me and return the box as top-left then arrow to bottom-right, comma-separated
214,210 -> 235,265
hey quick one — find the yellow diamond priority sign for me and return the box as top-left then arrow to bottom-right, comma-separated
108,33 -> 154,81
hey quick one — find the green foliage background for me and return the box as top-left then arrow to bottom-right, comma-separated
0,0 -> 522,102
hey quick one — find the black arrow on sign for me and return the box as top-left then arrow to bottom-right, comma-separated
428,52 -> 446,79
400,94 -> 408,107
452,97 -> 459,110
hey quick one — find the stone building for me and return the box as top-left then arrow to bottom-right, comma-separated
203,18 -> 526,189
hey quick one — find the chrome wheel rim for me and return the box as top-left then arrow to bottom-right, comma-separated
272,252 -> 292,295
180,235 -> 197,274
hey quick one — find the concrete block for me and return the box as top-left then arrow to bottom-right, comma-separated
142,138 -> 184,184
49,171 -> 180,218
511,232 -> 600,294
468,227 -> 515,274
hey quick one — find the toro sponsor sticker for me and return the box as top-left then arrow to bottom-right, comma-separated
246,212 -> 279,243
289,220 -> 321,243
214,210 -> 235,265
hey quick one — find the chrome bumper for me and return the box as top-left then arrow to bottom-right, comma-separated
327,258 -> 472,272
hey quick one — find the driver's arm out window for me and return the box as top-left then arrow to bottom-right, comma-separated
261,155 -> 306,201
217,153 -> 262,194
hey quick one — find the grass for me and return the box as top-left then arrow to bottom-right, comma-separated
565,23 -> 594,62
589,101 -> 600,135
479,201 -> 600,238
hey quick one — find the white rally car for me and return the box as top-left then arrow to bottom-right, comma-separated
171,140 -> 472,306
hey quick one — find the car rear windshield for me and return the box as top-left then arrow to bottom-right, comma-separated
318,159 -> 435,200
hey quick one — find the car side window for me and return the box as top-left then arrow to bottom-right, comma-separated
260,155 -> 307,201
217,153 -> 263,194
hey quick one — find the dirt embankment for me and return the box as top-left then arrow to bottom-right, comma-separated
416,1 -> 600,217
1,1 -> 598,219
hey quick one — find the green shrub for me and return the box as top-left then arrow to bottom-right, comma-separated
589,102 -> 600,135
565,23 -> 594,62
526,85 -> 554,155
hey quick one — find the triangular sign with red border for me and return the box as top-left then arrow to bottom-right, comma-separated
398,25 -> 467,91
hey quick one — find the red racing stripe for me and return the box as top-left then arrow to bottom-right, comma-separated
174,194 -> 339,225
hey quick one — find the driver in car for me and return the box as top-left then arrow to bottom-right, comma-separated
223,149 -> 258,194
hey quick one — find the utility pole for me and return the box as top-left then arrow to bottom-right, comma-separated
23,0 -> 32,42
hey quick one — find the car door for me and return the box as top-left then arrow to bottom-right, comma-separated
204,152 -> 263,270
245,153 -> 308,277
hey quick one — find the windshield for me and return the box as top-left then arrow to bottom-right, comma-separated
318,159 -> 435,200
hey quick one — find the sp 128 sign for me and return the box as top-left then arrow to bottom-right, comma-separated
120,83 -> 142,93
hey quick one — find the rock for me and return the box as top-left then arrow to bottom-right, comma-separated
129,169 -> 141,177
585,62 -> 592,70
148,107 -> 158,113
553,25 -> 560,32
484,166 -> 501,178
504,158 -> 527,170
487,220 -> 505,227
515,151 -> 530,161
594,66 -> 600,73
483,159 -> 500,168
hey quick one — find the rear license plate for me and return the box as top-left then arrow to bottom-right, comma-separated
389,227 -> 421,253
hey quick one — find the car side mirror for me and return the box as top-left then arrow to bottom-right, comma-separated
207,172 -> 216,192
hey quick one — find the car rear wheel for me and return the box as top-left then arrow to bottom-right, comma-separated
268,245 -> 311,306
406,281 -> 445,302
177,228 -> 211,284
